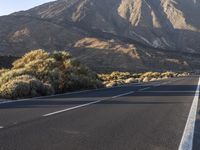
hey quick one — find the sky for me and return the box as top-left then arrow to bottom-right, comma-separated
0,0 -> 54,16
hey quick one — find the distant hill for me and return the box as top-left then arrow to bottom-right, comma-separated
0,0 -> 200,72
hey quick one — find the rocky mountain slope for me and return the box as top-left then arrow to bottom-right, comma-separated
0,0 -> 200,72
72,37 -> 200,72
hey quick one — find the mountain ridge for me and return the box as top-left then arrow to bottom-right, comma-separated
0,0 -> 200,72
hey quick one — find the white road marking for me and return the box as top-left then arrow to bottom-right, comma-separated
138,87 -> 151,91
43,84 -> 155,117
0,99 -> 31,105
0,84 -> 141,105
0,78 -> 183,105
153,78 -> 182,87
0,126 -> 3,129
154,81 -> 171,87
111,91 -> 135,99
178,77 -> 200,150
43,99 -> 102,117
43,91 -> 136,117
43,91 -> 134,117
44,84 -> 166,117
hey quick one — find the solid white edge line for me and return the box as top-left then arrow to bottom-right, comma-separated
43,91 -> 136,117
178,77 -> 200,150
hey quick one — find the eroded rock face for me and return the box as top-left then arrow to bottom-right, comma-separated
2,0 -> 199,52
71,37 -> 197,72
0,0 -> 200,71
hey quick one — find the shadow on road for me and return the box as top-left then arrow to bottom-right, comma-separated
43,85 -> 197,99
0,100 -> 190,109
0,84 -> 196,109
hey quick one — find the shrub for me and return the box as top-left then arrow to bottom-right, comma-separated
13,49 -> 49,69
124,78 -> 136,84
0,49 -> 102,99
98,71 -> 185,88
99,72 -> 132,81
0,69 -> 9,76
0,75 -> 54,99
110,72 -> 132,80
161,71 -> 177,78
141,72 -> 161,78
0,49 -> 186,99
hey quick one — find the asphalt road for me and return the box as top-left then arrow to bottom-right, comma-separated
0,76 -> 200,150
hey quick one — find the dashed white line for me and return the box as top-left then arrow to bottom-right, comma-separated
0,77 -> 189,131
43,91 -> 136,117
138,87 -> 151,91
43,85 -> 155,117
178,77 -> 200,150
0,99 -> 33,105
43,99 -> 103,117
111,91 -> 135,99
43,84 -> 163,117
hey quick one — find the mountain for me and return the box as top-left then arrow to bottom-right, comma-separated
0,0 -> 200,72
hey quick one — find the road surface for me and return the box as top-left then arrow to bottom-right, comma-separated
0,76 -> 200,150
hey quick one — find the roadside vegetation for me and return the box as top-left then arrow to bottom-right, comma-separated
98,71 -> 189,88
0,49 -> 102,99
0,49 -> 189,99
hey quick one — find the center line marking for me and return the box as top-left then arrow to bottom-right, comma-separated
43,91 -> 135,117
178,77 -> 200,150
111,91 -> 134,99
43,100 -> 102,117
138,87 -> 151,91
43,85 -> 155,117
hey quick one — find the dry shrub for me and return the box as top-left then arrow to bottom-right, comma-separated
0,49 -> 102,99
141,72 -> 161,78
99,71 -> 187,88
13,49 -> 49,69
0,75 -> 54,99
0,69 -> 9,76
99,71 -> 132,81
161,71 -> 177,78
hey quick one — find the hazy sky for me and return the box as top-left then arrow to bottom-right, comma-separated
0,0 -> 55,16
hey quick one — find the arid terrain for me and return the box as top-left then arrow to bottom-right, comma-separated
0,0 -> 200,72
